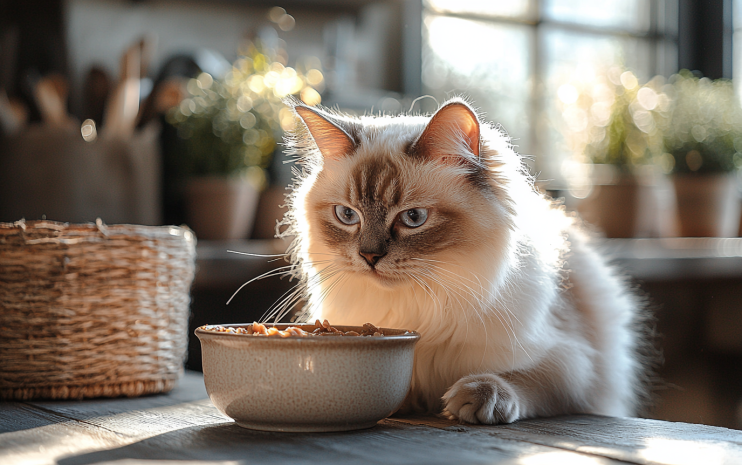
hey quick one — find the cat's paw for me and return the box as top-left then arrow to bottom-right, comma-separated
441,374 -> 521,425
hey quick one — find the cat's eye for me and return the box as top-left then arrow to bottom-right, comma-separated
399,208 -> 428,228
334,205 -> 360,225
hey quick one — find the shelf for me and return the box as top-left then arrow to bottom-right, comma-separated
602,238 -> 742,282
193,239 -> 291,290
195,238 -> 742,290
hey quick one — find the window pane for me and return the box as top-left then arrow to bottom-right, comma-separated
735,0 -> 742,103
734,33 -> 742,104
735,0 -> 742,29
422,14 -> 534,153
424,0 -> 533,20
539,26 -> 653,183
542,0 -> 651,32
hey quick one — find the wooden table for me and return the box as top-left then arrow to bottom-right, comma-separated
3,372 -> 742,465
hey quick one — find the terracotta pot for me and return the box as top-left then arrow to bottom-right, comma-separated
184,177 -> 259,240
251,186 -> 289,239
577,166 -> 660,238
672,173 -> 741,237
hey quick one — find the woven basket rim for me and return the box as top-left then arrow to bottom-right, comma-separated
0,377 -> 181,400
0,218 -> 196,243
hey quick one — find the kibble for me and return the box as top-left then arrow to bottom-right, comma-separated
200,320 -> 387,337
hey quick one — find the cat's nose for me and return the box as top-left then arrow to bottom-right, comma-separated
359,251 -> 386,266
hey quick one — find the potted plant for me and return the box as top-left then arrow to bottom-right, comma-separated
662,70 -> 742,237
166,38 -> 322,240
558,68 -> 669,237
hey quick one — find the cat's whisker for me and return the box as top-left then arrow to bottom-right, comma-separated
298,260 -> 354,320
409,271 -> 444,315
225,249 -> 341,264
473,274 -> 532,361
404,271 -> 430,312
484,281 -> 536,367
293,265 -> 347,315
269,288 -> 308,324
259,262 -> 339,323
415,264 -> 517,368
265,273 -> 334,324
407,273 -> 439,313
427,266 -> 490,311
411,258 -> 497,297
415,267 -> 489,338
407,270 -> 448,333
412,268 -> 472,361
313,271 -> 349,317
416,271 -> 489,366
231,259 -> 333,300
259,261 -> 341,323
259,281 -> 307,324
299,266 -> 347,320
412,258 -> 524,353
414,268 -> 471,320
413,261 -> 489,312
411,258 -> 494,303
403,271 -> 419,302
226,264 -> 301,305
227,250 -> 288,258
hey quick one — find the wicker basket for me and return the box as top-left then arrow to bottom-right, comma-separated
0,219 -> 196,400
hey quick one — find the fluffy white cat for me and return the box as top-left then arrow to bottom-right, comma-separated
278,97 -> 649,424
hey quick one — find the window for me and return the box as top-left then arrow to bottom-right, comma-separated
734,0 -> 742,98
421,0 -> 678,186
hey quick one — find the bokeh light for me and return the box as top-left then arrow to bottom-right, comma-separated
662,71 -> 742,173
556,66 -> 670,196
81,119 -> 97,142
300,87 -> 321,106
559,66 -> 742,180
268,6 -> 295,32
557,66 -> 667,170
165,35 -> 323,180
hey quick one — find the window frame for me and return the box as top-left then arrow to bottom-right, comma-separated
418,0 -> 679,187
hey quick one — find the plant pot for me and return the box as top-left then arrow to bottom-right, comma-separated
251,185 -> 289,239
672,173 -> 741,237
576,165 -> 660,238
184,176 -> 259,240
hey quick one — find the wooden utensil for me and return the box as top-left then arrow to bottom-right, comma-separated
34,73 -> 72,127
82,66 -> 111,125
103,41 -> 141,138
138,35 -> 157,79
0,88 -> 27,134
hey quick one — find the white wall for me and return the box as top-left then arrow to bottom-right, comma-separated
65,0 -> 404,113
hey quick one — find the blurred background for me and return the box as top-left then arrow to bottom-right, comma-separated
2,0 -> 742,430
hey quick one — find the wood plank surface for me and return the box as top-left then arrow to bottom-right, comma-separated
390,415 -> 742,465
2,371 -> 741,465
0,402 -> 71,434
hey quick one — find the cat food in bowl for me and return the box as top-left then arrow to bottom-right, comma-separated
195,321 -> 420,432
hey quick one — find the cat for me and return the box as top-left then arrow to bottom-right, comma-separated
277,97 -> 650,424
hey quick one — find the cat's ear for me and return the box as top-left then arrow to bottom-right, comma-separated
294,105 -> 356,161
412,100 -> 480,162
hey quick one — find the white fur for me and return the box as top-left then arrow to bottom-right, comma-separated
281,100 -> 645,423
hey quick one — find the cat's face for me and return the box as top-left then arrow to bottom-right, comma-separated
306,153 -> 503,288
292,100 -> 513,290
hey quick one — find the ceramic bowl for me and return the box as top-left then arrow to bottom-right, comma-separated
195,323 -> 420,432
